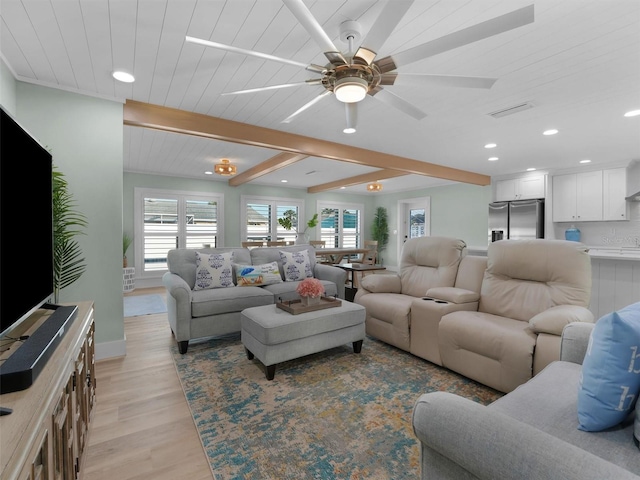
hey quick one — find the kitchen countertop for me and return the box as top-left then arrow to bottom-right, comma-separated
587,247 -> 640,261
467,244 -> 640,260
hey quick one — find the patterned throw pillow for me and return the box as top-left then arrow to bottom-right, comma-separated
194,251 -> 234,290
577,301 -> 640,431
235,262 -> 282,287
279,249 -> 313,282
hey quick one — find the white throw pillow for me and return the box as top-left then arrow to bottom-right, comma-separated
194,251 -> 234,290
279,249 -> 313,282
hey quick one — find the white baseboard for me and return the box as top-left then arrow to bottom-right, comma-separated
95,335 -> 127,361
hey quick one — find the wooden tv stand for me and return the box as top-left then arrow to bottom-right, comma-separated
0,301 -> 95,480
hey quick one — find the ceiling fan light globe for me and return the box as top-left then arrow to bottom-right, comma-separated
334,77 -> 368,103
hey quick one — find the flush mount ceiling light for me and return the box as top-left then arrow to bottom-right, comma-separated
112,70 -> 135,83
484,143 -> 497,149
488,157 -> 499,161
366,182 -> 383,192
580,159 -> 592,164
543,129 -> 558,135
334,76 -> 368,103
214,159 -> 237,176
624,109 -> 640,117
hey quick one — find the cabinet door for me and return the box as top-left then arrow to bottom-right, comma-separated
576,170 -> 603,221
603,168 -> 627,220
495,179 -> 518,201
552,174 -> 577,222
518,175 -> 545,199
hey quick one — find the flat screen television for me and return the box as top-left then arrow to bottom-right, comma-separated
0,105 -> 55,339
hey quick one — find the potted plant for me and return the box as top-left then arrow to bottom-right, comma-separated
123,232 -> 133,268
52,166 -> 88,303
278,211 -> 318,244
371,206 -> 389,264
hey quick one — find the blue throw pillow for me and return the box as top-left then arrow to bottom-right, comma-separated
577,302 -> 640,431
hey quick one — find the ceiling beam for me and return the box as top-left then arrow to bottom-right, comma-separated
123,100 -> 490,186
307,169 -> 409,193
228,152 -> 308,186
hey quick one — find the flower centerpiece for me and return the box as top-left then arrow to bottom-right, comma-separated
296,277 -> 325,306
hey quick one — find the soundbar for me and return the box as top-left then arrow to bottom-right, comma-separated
0,304 -> 78,394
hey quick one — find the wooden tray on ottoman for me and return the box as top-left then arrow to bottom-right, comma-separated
276,297 -> 342,315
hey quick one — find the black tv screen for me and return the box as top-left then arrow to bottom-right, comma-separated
0,106 -> 54,337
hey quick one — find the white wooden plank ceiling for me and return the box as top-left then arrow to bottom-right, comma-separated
1,0 -> 639,193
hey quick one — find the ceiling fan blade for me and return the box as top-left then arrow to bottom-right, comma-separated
375,4 -> 534,73
185,36 -> 325,74
281,91 -> 332,124
353,0 -> 414,66
370,88 -> 427,120
221,79 -> 322,96
380,73 -> 497,89
282,0 -> 347,65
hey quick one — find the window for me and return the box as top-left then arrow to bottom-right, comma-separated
241,195 -> 304,245
134,188 -> 224,278
317,201 -> 363,253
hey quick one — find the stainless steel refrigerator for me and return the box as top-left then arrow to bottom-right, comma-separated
488,199 -> 544,242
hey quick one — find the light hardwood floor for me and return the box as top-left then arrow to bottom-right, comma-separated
80,287 -> 213,480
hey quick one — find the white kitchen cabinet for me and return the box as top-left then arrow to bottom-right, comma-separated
603,167 -> 627,220
552,170 -> 603,222
495,175 -> 545,201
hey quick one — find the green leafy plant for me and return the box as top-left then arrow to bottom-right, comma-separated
371,206 -> 389,256
278,211 -> 318,234
123,232 -> 133,267
53,166 -> 88,302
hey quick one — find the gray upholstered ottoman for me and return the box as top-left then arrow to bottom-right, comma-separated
241,302 -> 366,380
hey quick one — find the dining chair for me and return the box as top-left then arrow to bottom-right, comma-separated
351,240 -> 379,286
242,241 -> 265,249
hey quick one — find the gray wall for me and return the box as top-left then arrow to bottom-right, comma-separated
371,183 -> 492,266
1,74 -> 126,353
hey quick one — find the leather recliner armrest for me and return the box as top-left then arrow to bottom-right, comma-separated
359,274 -> 402,293
529,305 -> 594,336
425,286 -> 479,304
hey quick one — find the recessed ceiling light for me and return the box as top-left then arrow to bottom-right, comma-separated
340,186 -> 346,189
624,109 -> 640,117
343,127 -> 356,134
281,179 -> 288,183
488,157 -> 499,161
112,70 -> 135,83
484,143 -> 497,149
543,129 -> 558,135
526,168 -> 536,171
204,171 -> 213,175
579,159 -> 592,164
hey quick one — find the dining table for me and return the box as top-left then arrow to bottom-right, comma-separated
314,247 -> 370,264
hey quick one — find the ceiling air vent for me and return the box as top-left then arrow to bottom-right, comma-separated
488,102 -> 534,119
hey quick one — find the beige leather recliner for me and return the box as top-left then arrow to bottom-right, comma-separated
438,239 -> 594,393
354,236 -> 466,352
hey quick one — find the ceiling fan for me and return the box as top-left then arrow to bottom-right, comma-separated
186,0 -> 534,132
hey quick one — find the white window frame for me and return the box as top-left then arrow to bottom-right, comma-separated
241,195 -> 305,243
317,200 -> 364,249
134,187 -> 224,281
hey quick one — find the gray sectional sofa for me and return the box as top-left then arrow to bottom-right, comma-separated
412,322 -> 640,479
163,244 -> 347,353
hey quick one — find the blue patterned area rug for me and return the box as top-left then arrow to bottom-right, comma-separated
123,294 -> 167,317
172,333 -> 502,479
